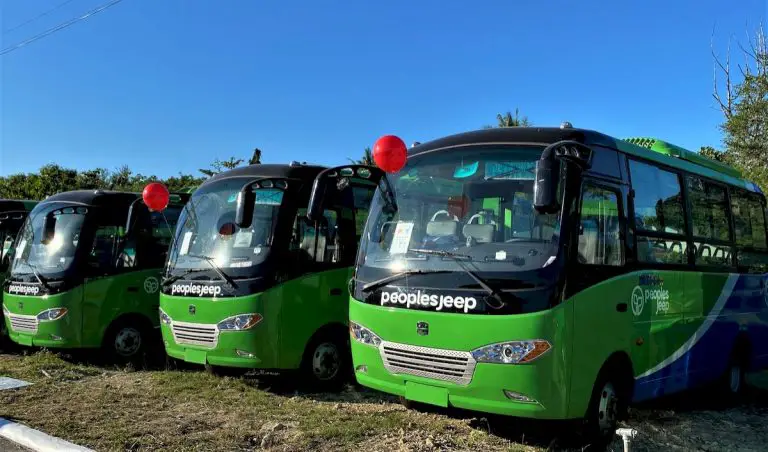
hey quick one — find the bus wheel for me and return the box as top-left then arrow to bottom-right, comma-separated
716,349 -> 747,401
104,319 -> 149,363
301,331 -> 349,391
584,367 -> 630,447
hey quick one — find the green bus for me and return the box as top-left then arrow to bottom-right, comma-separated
0,200 -> 38,339
159,163 -> 378,388
348,126 -> 768,442
2,188 -> 189,360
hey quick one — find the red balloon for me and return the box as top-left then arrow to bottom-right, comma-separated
373,135 -> 407,174
142,182 -> 170,212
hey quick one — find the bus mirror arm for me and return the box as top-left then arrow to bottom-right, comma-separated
534,140 -> 593,214
236,182 -> 257,229
42,212 -> 56,244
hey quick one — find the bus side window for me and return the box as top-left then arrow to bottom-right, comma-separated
732,188 -> 768,273
578,185 -> 623,266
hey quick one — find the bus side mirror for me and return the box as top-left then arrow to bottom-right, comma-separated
42,213 -> 56,244
236,187 -> 256,229
307,177 -> 327,223
125,198 -> 150,237
533,159 -> 560,214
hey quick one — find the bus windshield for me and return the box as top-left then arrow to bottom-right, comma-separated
168,179 -> 285,275
11,205 -> 87,279
358,146 -> 562,278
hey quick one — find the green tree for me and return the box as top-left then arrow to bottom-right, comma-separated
199,156 -> 246,177
349,147 -> 375,166
485,108 -> 531,128
710,26 -> 768,191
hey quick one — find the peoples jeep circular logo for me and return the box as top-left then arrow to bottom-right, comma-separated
143,277 -> 159,294
631,286 -> 645,316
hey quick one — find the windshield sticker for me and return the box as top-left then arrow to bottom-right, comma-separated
495,250 -> 507,261
170,283 -> 222,297
7,283 -> 40,295
389,222 -> 414,254
180,232 -> 192,256
485,161 -> 535,180
230,260 -> 253,268
234,231 -> 252,248
453,161 -> 479,178
380,290 -> 478,314
254,246 -> 263,255
227,193 -> 238,203
255,189 -> 283,205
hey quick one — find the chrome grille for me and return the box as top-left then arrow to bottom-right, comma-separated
171,321 -> 218,348
8,313 -> 38,333
380,341 -> 476,386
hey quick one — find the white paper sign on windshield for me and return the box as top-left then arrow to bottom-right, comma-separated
389,222 -> 414,255
179,232 -> 192,256
234,231 -> 253,248
14,239 -> 27,260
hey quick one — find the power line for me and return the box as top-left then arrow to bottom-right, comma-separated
3,0 -> 79,36
0,0 -> 125,57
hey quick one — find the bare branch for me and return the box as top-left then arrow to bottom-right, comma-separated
712,31 -> 734,118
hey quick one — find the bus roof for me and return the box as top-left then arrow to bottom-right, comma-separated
0,199 -> 38,213
200,163 -> 328,188
38,190 -> 190,209
408,127 -> 762,195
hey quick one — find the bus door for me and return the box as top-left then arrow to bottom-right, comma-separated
568,178 -> 636,387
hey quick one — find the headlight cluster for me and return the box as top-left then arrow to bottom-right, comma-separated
471,340 -> 551,364
158,308 -> 172,326
217,313 -> 263,331
36,308 -> 68,322
349,321 -> 381,347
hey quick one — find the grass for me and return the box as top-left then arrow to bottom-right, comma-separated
2,350 -> 768,451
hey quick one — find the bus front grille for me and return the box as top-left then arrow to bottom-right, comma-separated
171,321 -> 218,348
380,341 -> 476,386
8,314 -> 38,334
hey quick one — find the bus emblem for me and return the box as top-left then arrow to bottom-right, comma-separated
188,305 -> 196,315
631,286 -> 645,316
416,321 -> 429,336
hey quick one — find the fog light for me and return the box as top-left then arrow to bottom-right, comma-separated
503,390 -> 537,403
49,335 -> 62,341
355,365 -> 368,374
236,349 -> 256,358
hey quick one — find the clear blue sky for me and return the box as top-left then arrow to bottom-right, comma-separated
1,0 -> 765,178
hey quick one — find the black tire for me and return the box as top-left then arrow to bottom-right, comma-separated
299,329 -> 351,392
715,348 -> 747,403
102,318 -> 151,364
583,365 -> 631,449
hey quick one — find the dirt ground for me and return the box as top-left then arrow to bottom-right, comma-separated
1,350 -> 767,451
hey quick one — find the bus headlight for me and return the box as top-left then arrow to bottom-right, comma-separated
349,321 -> 381,347
159,308 -> 172,326
36,308 -> 68,322
471,340 -> 551,364
217,314 -> 263,331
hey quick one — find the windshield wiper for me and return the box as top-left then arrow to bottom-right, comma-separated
361,269 -> 450,293
21,261 -> 53,292
408,248 -> 508,310
184,254 -> 238,289
162,268 -> 208,286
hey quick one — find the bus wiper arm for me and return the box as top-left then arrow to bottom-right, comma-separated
361,269 -> 449,293
408,248 -> 507,310
23,261 -> 53,292
186,254 -> 238,289
162,268 -> 207,286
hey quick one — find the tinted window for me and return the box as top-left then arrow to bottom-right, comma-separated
588,147 -> 622,179
732,189 -> 767,250
637,236 -> 687,265
629,160 -> 685,234
578,185 -> 622,266
687,176 -> 731,241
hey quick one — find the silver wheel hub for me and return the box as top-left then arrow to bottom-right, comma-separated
312,342 -> 340,381
729,365 -> 742,393
597,381 -> 618,432
114,327 -> 142,357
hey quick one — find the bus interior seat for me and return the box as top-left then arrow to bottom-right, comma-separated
463,212 -> 496,244
425,210 -> 460,237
